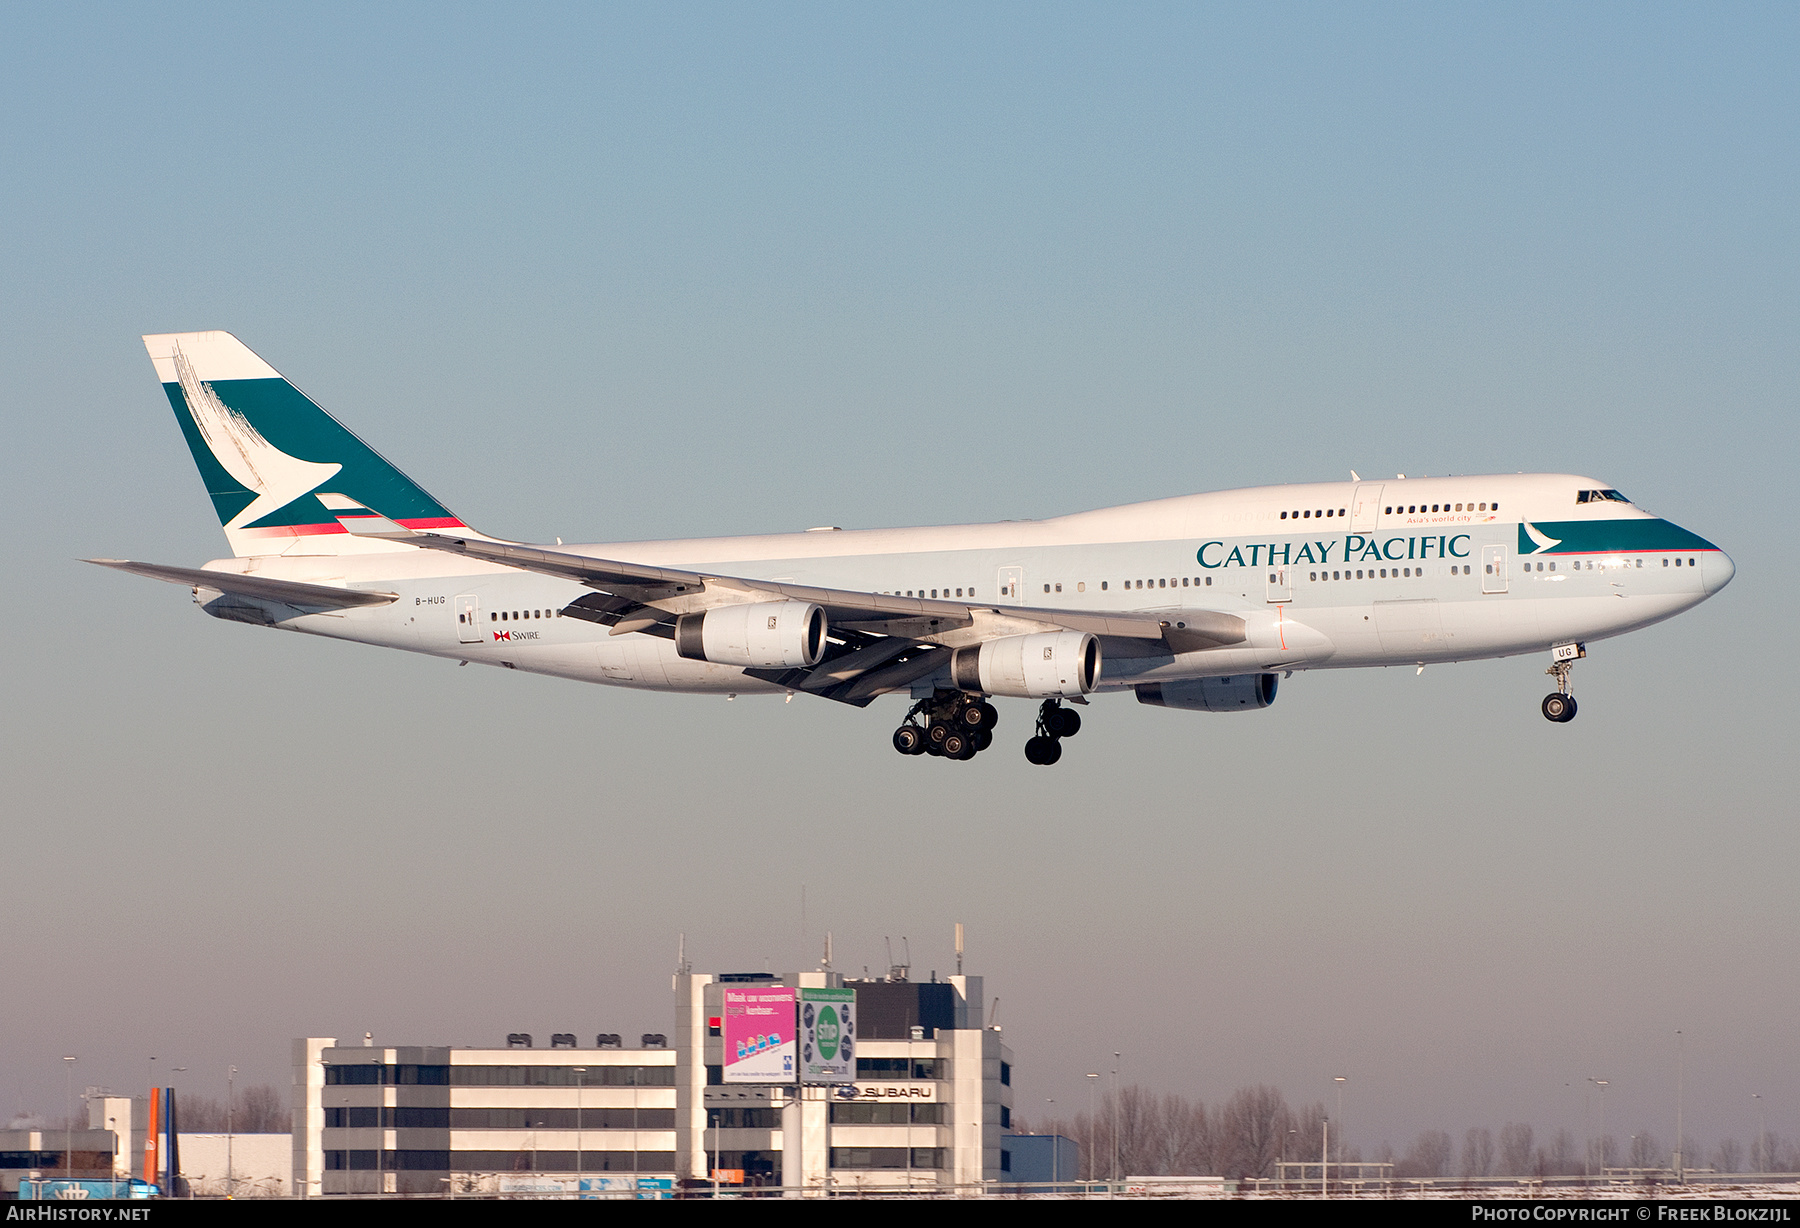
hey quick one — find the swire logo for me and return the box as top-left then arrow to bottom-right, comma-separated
493,630 -> 511,641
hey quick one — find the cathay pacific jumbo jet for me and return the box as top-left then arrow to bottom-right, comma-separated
95,331 -> 1734,765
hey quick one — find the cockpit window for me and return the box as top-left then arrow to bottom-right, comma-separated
1576,489 -> 1631,504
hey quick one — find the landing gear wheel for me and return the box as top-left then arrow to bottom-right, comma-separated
970,729 -> 993,753
1541,652 -> 1581,723
893,725 -> 926,755
1024,735 -> 1062,765
958,701 -> 996,731
926,722 -> 950,749
1049,707 -> 1082,738
941,731 -> 969,758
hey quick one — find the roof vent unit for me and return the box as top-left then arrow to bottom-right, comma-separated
550,1033 -> 577,1049
641,1033 -> 668,1049
506,1033 -> 533,1049
596,1033 -> 622,1049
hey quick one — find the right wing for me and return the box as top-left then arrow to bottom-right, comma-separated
344,526 -> 1247,703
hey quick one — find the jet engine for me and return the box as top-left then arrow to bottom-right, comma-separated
1135,674 -> 1278,712
950,631 -> 1100,698
674,601 -> 828,668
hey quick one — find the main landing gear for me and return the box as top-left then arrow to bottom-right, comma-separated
890,692 -> 1085,764
892,691 -> 999,761
1541,643 -> 1584,723
1024,698 -> 1082,766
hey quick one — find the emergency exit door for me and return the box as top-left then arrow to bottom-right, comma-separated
1481,546 -> 1508,594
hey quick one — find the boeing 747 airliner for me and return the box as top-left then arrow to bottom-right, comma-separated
94,331 -> 1734,765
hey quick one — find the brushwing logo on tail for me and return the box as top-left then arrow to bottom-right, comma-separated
171,343 -> 341,530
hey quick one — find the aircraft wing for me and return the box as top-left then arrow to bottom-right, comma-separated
86,559 -> 399,608
380,531 -> 1246,703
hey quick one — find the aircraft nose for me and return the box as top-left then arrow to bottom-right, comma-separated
1704,550 -> 1735,595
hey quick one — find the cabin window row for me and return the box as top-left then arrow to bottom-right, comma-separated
1102,577 -> 1214,591
1278,502 -> 1499,520
490,609 -> 561,621
1309,567 -> 1455,580
1385,502 -> 1496,515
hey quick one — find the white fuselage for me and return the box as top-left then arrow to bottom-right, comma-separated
196,473 -> 1732,699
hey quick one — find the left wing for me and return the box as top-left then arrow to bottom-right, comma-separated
87,558 -> 398,609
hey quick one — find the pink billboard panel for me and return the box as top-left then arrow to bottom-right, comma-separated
722,986 -> 797,1084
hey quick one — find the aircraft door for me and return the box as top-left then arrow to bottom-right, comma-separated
1481,545 -> 1507,594
1351,484 -> 1385,532
456,593 -> 482,642
998,566 -> 1025,601
1266,566 -> 1292,603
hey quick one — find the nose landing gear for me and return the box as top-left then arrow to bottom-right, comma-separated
1541,643 -> 1584,723
1024,698 -> 1082,765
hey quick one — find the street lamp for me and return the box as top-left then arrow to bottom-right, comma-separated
1674,1031 -> 1685,1182
1110,1053 -> 1121,1184
1598,1073 -> 1612,1173
1752,1094 -> 1766,1173
227,1064 -> 237,1198
572,1067 -> 586,1191
63,1056 -> 77,1184
1085,1073 -> 1099,1183
1333,1077 -> 1347,1173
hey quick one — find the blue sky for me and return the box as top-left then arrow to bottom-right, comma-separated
3,4 -> 1796,1156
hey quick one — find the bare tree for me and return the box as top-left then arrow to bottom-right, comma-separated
1461,1127 -> 1494,1177
1219,1085 -> 1291,1180
1629,1130 -> 1662,1169
1498,1123 -> 1534,1176
1714,1139 -> 1743,1173
236,1085 -> 287,1133
1110,1084 -> 1164,1176
177,1097 -> 227,1131
1399,1129 -> 1452,1178
1750,1131 -> 1790,1173
1161,1095 -> 1215,1176
1547,1128 -> 1579,1176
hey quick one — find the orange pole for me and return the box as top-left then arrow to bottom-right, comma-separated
143,1087 -> 160,1185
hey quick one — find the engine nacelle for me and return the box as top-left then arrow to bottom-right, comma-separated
1136,674 -> 1278,712
950,631 -> 1100,698
674,601 -> 828,668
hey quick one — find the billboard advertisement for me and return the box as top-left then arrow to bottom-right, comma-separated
799,987 -> 855,1086
722,986 -> 797,1084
